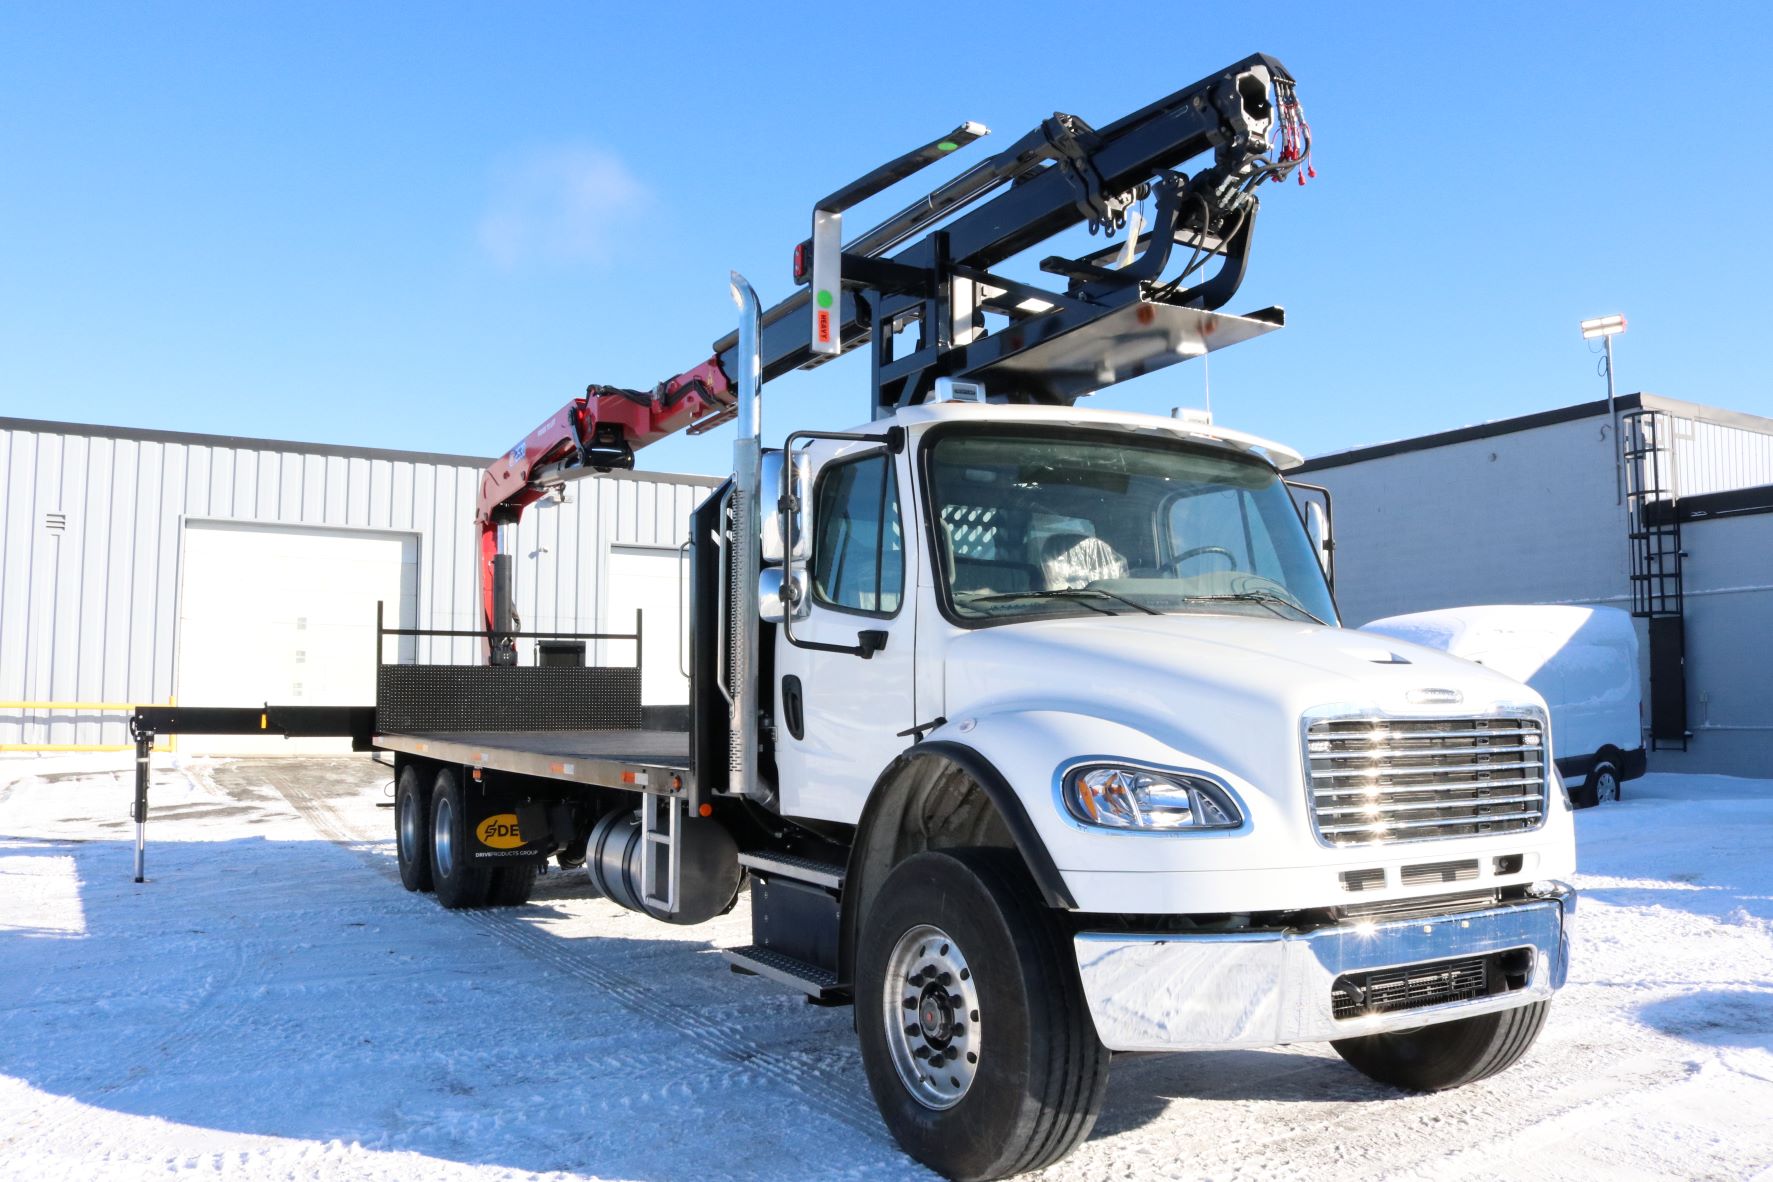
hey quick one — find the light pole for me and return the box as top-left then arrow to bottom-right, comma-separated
1581,314 -> 1627,503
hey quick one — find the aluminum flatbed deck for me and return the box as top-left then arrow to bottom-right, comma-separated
375,727 -> 691,792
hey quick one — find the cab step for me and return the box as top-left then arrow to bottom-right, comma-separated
723,944 -> 843,1001
737,850 -> 847,890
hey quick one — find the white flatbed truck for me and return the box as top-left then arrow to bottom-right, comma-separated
132,54 -> 1577,1181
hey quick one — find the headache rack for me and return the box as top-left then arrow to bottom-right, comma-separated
1304,714 -> 1551,847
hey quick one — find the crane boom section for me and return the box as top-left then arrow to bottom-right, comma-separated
473,51 -> 1310,650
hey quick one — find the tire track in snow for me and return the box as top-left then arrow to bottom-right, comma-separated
259,767 -> 888,1141
1144,1039 -> 1688,1181
1,841 -> 263,1153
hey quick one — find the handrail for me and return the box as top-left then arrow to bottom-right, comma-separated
376,627 -> 640,641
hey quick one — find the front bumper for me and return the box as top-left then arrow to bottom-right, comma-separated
1074,885 -> 1574,1052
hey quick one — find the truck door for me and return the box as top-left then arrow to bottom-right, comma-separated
773,444 -> 917,821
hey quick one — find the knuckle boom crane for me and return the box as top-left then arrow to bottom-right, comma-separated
475,52 -> 1312,662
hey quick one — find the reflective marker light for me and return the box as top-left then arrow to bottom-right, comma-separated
1065,765 -> 1243,831
937,140 -> 960,151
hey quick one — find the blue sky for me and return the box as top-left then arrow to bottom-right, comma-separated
3,2 -> 1769,477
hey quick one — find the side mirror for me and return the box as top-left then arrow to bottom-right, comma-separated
1306,501 -> 1330,571
760,449 -> 810,565
758,567 -> 810,624
1286,479 -> 1335,587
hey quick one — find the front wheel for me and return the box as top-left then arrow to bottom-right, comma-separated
1332,1000 -> 1550,1091
856,849 -> 1108,1181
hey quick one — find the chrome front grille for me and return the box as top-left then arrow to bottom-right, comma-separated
1305,714 -> 1548,846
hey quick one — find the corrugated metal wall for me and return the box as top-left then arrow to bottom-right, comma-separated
0,419 -> 716,747
1297,415 -> 1632,626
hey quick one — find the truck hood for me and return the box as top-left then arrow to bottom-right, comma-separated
943,613 -> 1548,784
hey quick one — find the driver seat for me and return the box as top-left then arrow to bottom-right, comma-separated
1040,532 -> 1128,589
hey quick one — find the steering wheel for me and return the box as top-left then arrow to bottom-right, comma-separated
1156,545 -> 1238,576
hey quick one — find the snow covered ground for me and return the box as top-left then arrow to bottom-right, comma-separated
1,755 -> 1769,1182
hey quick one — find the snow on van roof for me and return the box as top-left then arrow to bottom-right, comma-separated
1361,604 -> 1633,653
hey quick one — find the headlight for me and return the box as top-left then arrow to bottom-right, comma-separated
1064,765 -> 1243,831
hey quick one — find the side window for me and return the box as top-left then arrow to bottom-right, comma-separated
811,453 -> 904,615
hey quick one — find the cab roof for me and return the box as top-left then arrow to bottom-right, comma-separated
874,401 -> 1305,471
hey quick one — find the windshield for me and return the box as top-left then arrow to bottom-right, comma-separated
925,428 -> 1338,627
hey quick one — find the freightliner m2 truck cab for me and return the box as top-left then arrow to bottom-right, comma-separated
754,396 -> 1575,1176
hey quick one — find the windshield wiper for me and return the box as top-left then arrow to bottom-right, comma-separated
967,587 -> 1161,616
1182,592 -> 1327,626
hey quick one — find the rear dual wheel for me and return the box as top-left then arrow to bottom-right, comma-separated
395,765 -> 432,893
428,767 -> 536,909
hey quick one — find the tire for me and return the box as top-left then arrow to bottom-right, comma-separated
1569,757 -> 1620,810
1587,759 -> 1622,805
429,767 -> 492,909
1568,776 -> 1598,809
1332,999 -> 1550,1092
395,764 -> 432,893
488,860 -> 538,906
856,849 -> 1109,1181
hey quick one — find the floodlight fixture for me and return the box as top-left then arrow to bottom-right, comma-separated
1580,314 -> 1627,340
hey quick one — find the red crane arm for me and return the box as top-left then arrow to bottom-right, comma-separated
475,355 -> 734,641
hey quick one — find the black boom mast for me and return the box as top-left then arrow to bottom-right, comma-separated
708,52 -> 1313,420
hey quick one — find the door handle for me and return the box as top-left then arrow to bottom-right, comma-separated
782,675 -> 805,740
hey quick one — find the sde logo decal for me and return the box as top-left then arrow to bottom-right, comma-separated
476,814 -> 524,849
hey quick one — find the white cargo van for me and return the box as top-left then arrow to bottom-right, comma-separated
1362,605 -> 1646,807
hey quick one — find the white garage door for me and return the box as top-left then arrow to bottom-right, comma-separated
176,521 -> 419,754
604,546 -> 688,706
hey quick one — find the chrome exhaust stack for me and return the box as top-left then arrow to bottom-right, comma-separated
727,272 -> 769,804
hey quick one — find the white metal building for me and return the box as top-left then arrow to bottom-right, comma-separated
0,416 -> 717,752
1297,392 -> 1773,777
